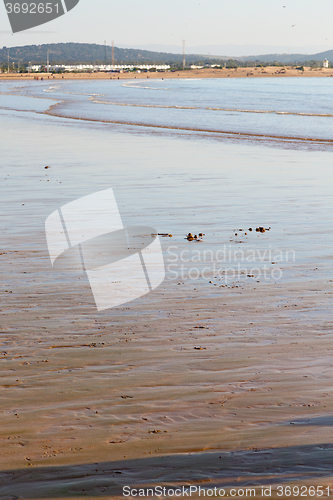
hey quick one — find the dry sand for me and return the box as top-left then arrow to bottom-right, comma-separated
1,66 -> 333,81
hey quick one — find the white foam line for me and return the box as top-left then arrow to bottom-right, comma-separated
87,97 -> 333,117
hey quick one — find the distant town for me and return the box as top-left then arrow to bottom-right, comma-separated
27,64 -> 171,73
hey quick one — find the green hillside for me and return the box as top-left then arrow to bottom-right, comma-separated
0,42 -> 205,65
1,42 -> 332,67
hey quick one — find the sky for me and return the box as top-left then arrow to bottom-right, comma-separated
0,0 -> 332,56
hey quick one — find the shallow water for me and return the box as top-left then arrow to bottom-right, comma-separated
1,86 -> 333,302
2,77 -> 333,145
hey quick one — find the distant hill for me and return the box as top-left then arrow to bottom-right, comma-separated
240,49 -> 333,63
1,43 -> 332,66
0,42 -> 206,65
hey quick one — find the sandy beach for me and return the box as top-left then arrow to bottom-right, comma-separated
1,75 -> 333,499
1,66 -> 333,81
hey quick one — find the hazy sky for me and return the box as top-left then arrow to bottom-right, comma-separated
1,0 -> 332,55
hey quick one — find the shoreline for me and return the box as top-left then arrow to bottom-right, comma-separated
1,66 -> 333,81
1,98 -> 333,495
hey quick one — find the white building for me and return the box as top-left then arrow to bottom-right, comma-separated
323,59 -> 329,68
29,65 -> 42,72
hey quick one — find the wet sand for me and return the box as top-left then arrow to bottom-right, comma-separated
1,86 -> 333,499
2,277 -> 333,498
1,66 -> 333,81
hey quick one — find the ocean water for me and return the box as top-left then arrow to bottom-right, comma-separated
1,77 -> 333,311
1,77 -> 333,145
